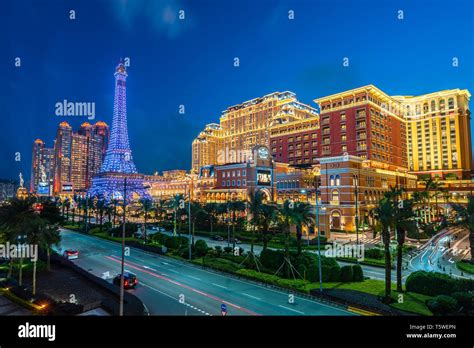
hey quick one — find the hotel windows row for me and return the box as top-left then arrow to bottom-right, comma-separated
222,170 -> 246,178
406,98 -> 456,116
320,95 -> 367,111
222,179 -> 246,187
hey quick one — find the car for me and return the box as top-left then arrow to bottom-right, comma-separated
211,235 -> 224,241
63,249 -> 79,260
113,272 -> 138,289
230,238 -> 241,244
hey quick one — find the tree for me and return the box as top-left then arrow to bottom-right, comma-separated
373,190 -> 397,304
0,197 -> 41,284
247,191 -> 264,254
168,194 -> 183,237
203,203 -> 218,235
388,188 -> 418,292
277,200 -> 299,278
228,200 -> 246,249
293,202 -> 314,255
189,202 -> 205,246
139,198 -> 154,243
259,203 -> 277,251
452,195 -> 474,264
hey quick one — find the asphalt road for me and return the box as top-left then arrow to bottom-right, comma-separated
408,226 -> 473,279
57,229 -> 354,316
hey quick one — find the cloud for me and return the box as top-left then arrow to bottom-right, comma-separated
110,0 -> 190,38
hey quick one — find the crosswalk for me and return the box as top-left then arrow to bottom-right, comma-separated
358,236 -> 381,246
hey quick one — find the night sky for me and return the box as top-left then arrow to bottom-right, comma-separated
1,0 -> 473,185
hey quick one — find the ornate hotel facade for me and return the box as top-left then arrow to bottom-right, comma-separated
191,91 -> 318,173
188,84 -> 472,239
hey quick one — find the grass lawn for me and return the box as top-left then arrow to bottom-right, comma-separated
456,261 -> 474,275
303,279 -> 432,316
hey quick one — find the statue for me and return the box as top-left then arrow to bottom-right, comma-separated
19,172 -> 24,188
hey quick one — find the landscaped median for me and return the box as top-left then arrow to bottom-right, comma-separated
0,287 -> 44,314
456,260 -> 474,275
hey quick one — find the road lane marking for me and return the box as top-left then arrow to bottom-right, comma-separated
242,293 -> 262,300
105,256 -> 260,316
187,275 -> 201,281
212,283 -> 228,289
278,305 -> 305,315
140,282 -> 212,316
65,232 -> 349,315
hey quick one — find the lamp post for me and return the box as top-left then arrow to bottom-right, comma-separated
119,177 -> 127,317
353,174 -> 359,245
187,186 -> 192,260
315,188 -> 323,292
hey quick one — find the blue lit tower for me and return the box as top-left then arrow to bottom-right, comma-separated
88,60 -> 150,202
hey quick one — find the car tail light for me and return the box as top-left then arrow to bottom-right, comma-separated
124,280 -> 128,286
134,279 -> 138,284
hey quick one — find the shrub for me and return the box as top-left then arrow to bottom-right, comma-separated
406,271 -> 474,296
341,265 -> 354,282
109,222 -> 137,238
194,240 -> 209,257
259,249 -> 284,271
426,295 -> 458,315
223,246 -> 233,254
214,246 -> 222,256
329,265 -> 341,282
364,248 -> 384,260
352,264 -> 364,282
451,291 -> 473,313
164,237 -> 181,250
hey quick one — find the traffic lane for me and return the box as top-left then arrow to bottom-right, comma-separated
58,231 -> 213,315
102,240 -> 352,316
59,231 -> 255,316
119,254 -> 350,316
60,230 -> 353,316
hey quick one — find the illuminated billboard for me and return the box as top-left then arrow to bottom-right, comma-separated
37,183 -> 50,195
257,169 -> 272,186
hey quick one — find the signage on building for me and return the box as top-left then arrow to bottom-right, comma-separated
61,184 -> 73,193
37,182 -> 50,195
257,170 -> 272,186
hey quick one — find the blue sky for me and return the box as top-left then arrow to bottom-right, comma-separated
1,0 -> 473,184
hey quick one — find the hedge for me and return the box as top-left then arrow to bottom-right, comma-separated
405,271 -> 474,296
352,264 -> 364,282
426,295 -> 458,315
341,265 -> 353,282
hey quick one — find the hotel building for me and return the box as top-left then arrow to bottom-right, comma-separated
31,121 -> 109,197
393,89 -> 472,179
30,139 -> 55,195
192,91 -> 318,173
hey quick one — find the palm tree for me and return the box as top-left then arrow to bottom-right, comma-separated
293,202 -> 314,255
203,203 -> 218,236
42,223 -> 61,272
169,194 -> 183,237
277,200 -> 299,278
0,197 -> 39,284
259,203 -> 277,251
388,188 -> 418,292
139,198 -> 154,243
189,202 -> 206,246
373,190 -> 396,303
247,191 -> 264,254
228,200 -> 246,249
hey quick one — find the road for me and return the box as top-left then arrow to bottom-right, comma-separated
57,229 -> 354,316
154,229 -> 410,283
408,226 -> 472,279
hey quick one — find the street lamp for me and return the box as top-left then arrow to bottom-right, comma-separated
315,188 -> 323,292
119,177 -> 127,317
353,174 -> 359,245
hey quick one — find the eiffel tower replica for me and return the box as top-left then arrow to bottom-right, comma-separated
88,60 -> 150,202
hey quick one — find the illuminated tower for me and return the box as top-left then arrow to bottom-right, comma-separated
88,60 -> 149,201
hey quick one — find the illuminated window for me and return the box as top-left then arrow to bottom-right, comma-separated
331,190 -> 339,201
